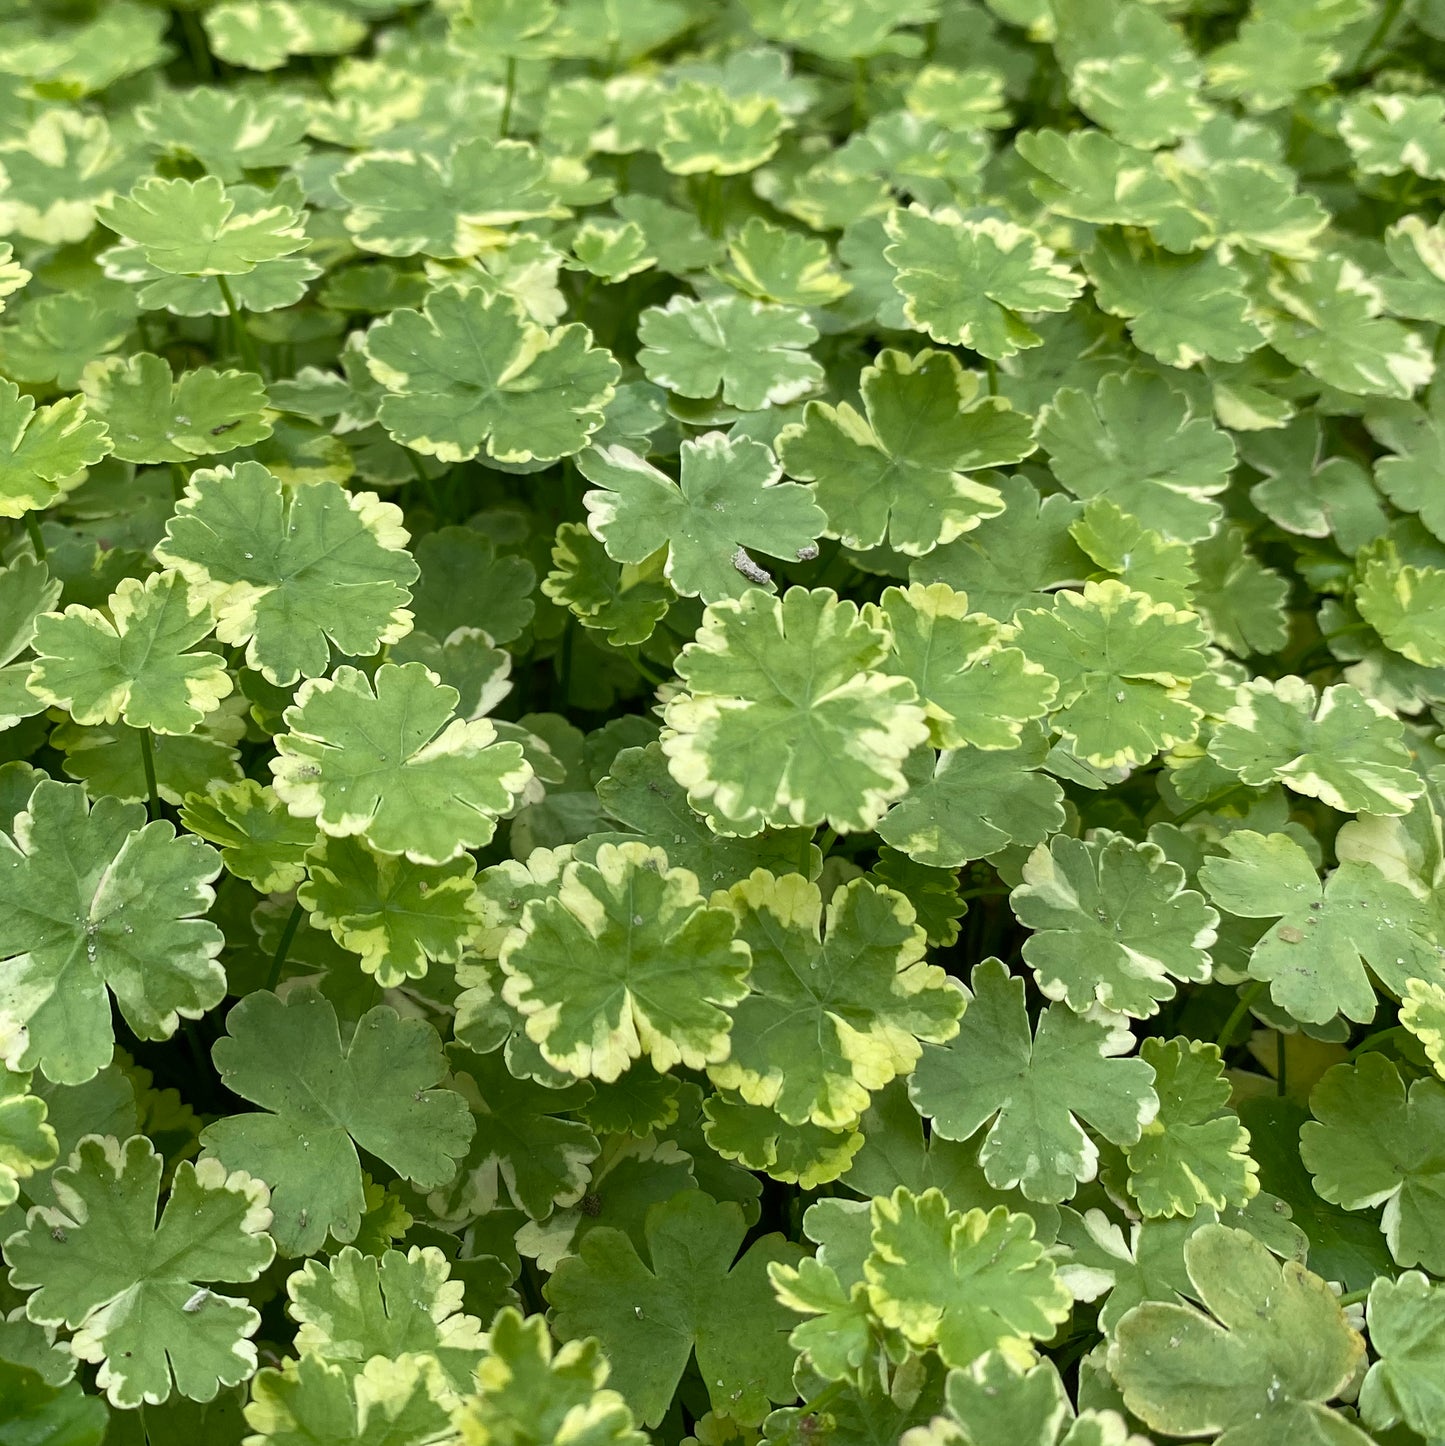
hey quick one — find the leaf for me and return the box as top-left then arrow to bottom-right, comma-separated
876,727 -> 1066,868
1071,498 -> 1196,609
80,353 -> 270,465
777,349 -> 1031,556
717,217 -> 850,306
883,209 -> 1083,359
0,781 -> 224,1086
0,1359 -> 106,1446
1339,92 -> 1445,179
658,81 -> 785,176
1366,373 -> 1445,540
364,286 -> 619,464
710,872 -> 961,1128
1125,1038 -> 1258,1219
201,989 -> 474,1256
408,526 -> 535,647
1191,524 -> 1290,658
1360,1271 -> 1445,1440
3,1136 -> 274,1408
1401,978 -> 1445,1080
0,1069 -> 56,1209
271,661 -> 532,865
1017,127 -> 1187,232
546,1190 -> 804,1427
0,379 -> 111,520
1354,539 -> 1445,668
580,432 -> 825,602
335,138 -> 560,259
98,175 -> 308,277
27,571 -> 231,735
661,587 -> 929,834
498,840 -> 750,1082
871,583 -> 1057,749
635,294 -> 822,410
0,282 -> 138,390
1107,1224 -> 1369,1446
865,1187 -> 1071,1370
178,779 -> 315,894
432,1048 -> 597,1221
457,1308 -> 645,1446
1199,831 -> 1445,1027
1300,1054 -> 1445,1275
1207,675 -> 1422,816
1011,580 -> 1208,769
299,835 -> 481,988
286,1244 -> 486,1390
1083,232 -> 1264,369
1012,831 -> 1217,1018
136,86 -> 310,183
203,0 -> 367,70
702,1095 -> 861,1188
1037,370 -> 1236,543
910,957 -> 1158,1203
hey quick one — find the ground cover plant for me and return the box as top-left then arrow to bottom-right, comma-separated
4,0 -> 1445,1441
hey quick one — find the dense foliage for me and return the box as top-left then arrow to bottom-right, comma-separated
3,0 -> 1445,1442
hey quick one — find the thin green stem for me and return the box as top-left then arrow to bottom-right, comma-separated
22,512 -> 45,561
1217,980 -> 1267,1050
498,56 -> 517,137
139,730 -> 161,819
816,826 -> 838,858
214,275 -> 263,376
180,7 -> 215,80
1173,783 -> 1253,826
265,898 -> 306,994
1353,0 -> 1406,75
852,57 -> 869,130
958,885 -> 1010,900
1347,1024 -> 1406,1060
985,358 -> 998,396
1338,1287 -> 1370,1308
1276,1027 -> 1288,1096
798,1378 -> 846,1421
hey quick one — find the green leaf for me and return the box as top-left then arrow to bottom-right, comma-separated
202,0 -> 367,71
662,587 -> 929,834
1071,498 -> 1196,609
136,86 -> 310,183
871,583 -> 1057,749
1037,370 -> 1236,542
1199,831 -> 1445,1026
658,81 -> 784,176
635,294 -> 822,410
27,571 -> 231,735
201,989 -> 474,1256
864,1187 -> 1071,1369
1207,675 -> 1422,815
0,1359 -> 106,1446
876,727 -> 1066,867
910,957 -> 1158,1203
1125,1038 -> 1258,1219
1360,1270 -> 1445,1440
0,781 -> 224,1086
408,526 -> 535,648
1107,1224 -> 1369,1446
710,871 -> 961,1128
1301,1054 -> 1445,1275
456,1308 -> 645,1446
1339,92 -> 1445,180
364,286 -> 619,465
0,281 -> 138,391
580,432 -> 825,602
1402,978 -> 1445,1080
703,1095 -> 861,1188
299,834 -> 481,988
1191,524 -> 1290,658
4,1136 -> 274,1408
271,661 -> 532,865
498,840 -> 750,1082
1012,831 -> 1217,1018
79,354 -> 270,465
335,138 -> 561,259
1354,539 -> 1445,668
98,175 -> 308,278
286,1244 -> 486,1390
178,779 -> 316,894
546,1190 -> 804,1427
1011,580 -> 1208,768
0,1068 -> 55,1209
1084,232 -> 1264,369
777,349 -> 1030,556
1016,127 -> 1187,232
717,217 -> 850,306
883,209 -> 1083,359
0,379 -> 111,521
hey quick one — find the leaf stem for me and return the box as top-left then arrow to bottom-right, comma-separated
22,512 -> 45,560
798,1378 -> 846,1420
139,729 -> 161,819
1172,783 -> 1253,826
1337,1287 -> 1370,1308
1353,0 -> 1405,75
214,274 -> 263,376
180,7 -> 215,81
985,358 -> 998,396
1216,980 -> 1267,1050
1276,1027 -> 1287,1096
852,58 -> 869,130
499,56 -> 517,138
265,898 -> 306,994
1346,1024 -> 1406,1060
816,826 -> 838,858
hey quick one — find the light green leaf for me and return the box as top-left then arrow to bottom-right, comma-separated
203,0 -> 367,71
4,1136 -> 274,1408
498,840 -> 750,1082
1339,92 -> 1445,179
717,217 -> 850,306
1355,539 -> 1445,668
777,349 -> 1030,556
1013,832 -> 1216,1018
0,379 -> 111,521
136,86 -> 310,183
0,1069 -> 55,1209
910,957 -> 1158,1203
1401,978 -> 1445,1080
179,779 -> 316,894
661,587 -> 929,834
580,432 -> 824,602
0,781 -> 225,1086
28,571 -> 230,735
271,661 -> 532,865
201,989 -> 473,1256
658,81 -> 785,176
1360,1271 -> 1445,1440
